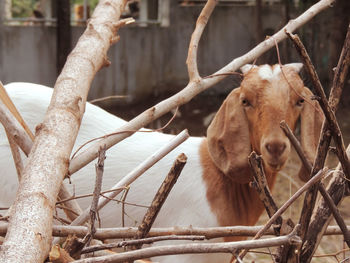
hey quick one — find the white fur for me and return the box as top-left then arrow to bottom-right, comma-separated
241,63 -> 303,80
258,64 -> 281,81
240,64 -> 257,74
0,82 -> 229,263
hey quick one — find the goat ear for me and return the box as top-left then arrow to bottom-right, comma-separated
298,87 -> 324,181
207,88 -> 252,183
240,64 -> 257,75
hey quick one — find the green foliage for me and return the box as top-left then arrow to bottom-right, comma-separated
12,0 -> 39,18
12,0 -> 99,18
72,0 -> 99,11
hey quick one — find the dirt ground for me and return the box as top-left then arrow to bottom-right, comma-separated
99,91 -> 350,263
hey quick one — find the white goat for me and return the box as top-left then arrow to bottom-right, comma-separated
0,63 -> 323,263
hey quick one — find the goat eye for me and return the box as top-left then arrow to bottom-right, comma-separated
296,98 -> 305,106
242,99 -> 250,107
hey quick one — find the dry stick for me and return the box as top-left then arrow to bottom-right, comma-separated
68,0 -> 335,178
248,152 -> 282,232
1,222 -> 348,240
87,146 -> 106,245
0,81 -> 35,141
70,130 -> 189,227
134,153 -> 187,249
285,25 -> 350,262
81,235 -> 206,254
300,24 -> 350,262
286,31 -> 350,252
238,152 -> 290,263
186,0 -> 217,81
286,32 -> 350,178
5,131 -> 24,181
237,168 -> 326,260
280,121 -> 350,247
247,151 -> 296,262
301,154 -> 349,263
73,227 -> 302,263
0,101 -> 32,156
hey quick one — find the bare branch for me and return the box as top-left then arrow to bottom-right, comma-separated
81,235 -> 206,254
248,152 -> 281,231
301,147 -> 350,262
5,131 -> 24,180
186,0 -> 217,81
83,146 -> 106,249
237,168 -> 326,260
73,227 -> 301,263
286,31 -> 350,178
135,153 -> 187,247
0,98 -> 32,156
300,23 -> 350,262
70,130 -> 189,227
280,121 -> 350,247
1,222 -> 348,240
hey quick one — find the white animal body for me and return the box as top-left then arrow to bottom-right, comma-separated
0,82 -> 224,263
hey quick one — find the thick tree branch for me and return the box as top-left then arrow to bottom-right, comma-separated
0,1 -> 129,262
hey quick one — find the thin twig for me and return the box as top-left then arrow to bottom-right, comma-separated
237,168 -> 326,260
56,187 -> 127,205
81,235 -> 206,254
88,146 -> 106,243
248,152 -> 282,233
69,130 -> 189,227
73,227 -> 301,263
5,130 -> 23,181
286,31 -> 350,179
120,187 -> 129,228
280,121 -> 350,247
186,0 -> 217,81
286,31 -> 350,261
70,107 -> 179,160
89,95 -> 127,104
1,223 -> 349,240
299,25 -> 350,261
134,153 -> 187,249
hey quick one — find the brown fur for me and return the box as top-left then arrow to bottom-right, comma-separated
201,64 -> 324,238
200,140 -> 277,241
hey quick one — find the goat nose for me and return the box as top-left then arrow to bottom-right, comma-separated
265,142 -> 286,157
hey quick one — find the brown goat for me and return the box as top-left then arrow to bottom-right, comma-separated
200,63 -> 324,241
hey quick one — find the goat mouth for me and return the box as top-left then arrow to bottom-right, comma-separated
267,162 -> 283,171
